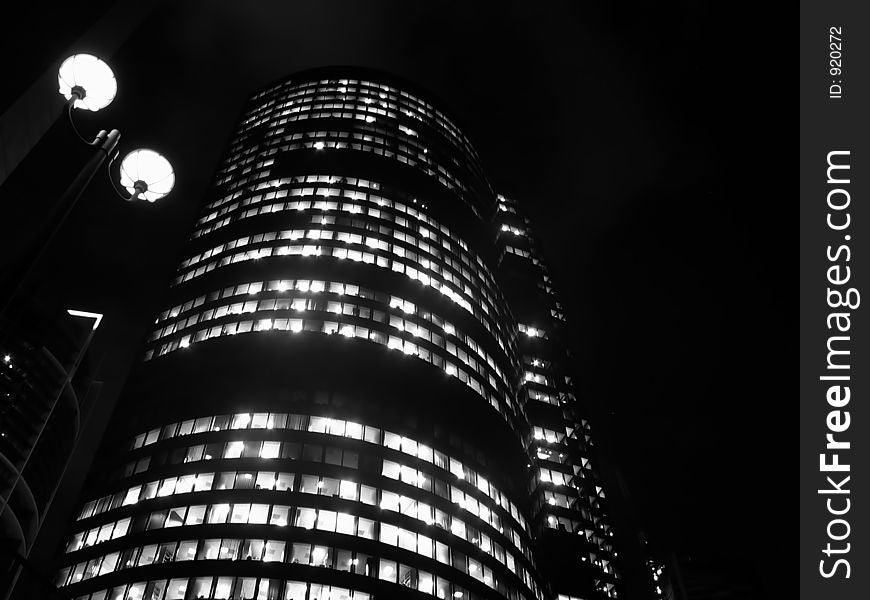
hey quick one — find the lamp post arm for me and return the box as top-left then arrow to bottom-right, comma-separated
66,96 -> 106,147
106,151 -> 134,201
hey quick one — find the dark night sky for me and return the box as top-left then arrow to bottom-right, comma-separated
2,1 -> 792,596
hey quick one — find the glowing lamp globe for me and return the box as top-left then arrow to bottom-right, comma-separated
119,149 -> 175,202
58,54 -> 117,111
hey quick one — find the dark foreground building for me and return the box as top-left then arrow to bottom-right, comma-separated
0,296 -> 101,590
51,69 -> 621,600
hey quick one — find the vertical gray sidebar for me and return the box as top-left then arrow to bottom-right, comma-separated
801,1 -> 869,598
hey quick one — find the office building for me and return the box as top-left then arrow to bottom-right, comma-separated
53,68 -> 621,600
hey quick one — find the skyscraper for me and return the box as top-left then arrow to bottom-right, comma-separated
52,68 -> 620,600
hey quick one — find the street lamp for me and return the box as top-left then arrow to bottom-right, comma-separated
56,53 -> 175,204
0,54 -> 176,598
119,148 -> 175,203
57,53 -> 117,111
0,54 -> 175,319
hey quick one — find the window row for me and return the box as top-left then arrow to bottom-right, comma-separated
168,237 -> 511,359
67,577 -> 370,600
59,537 -> 507,599
202,176 -> 467,258
239,79 -> 483,181
145,314 -> 514,428
79,471 -> 296,521
381,460 -> 526,556
121,439 -> 355,481
60,539 -> 372,587
155,273 -> 511,385
74,467 -> 528,574
173,217 -> 511,355
190,185 -> 513,355
128,414 -> 528,534
149,284 -> 511,400
85,462 -> 522,553
215,129 -> 474,213
239,84 -> 479,172
64,504 -> 542,600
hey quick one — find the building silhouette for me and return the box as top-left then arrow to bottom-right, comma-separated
0,295 -> 101,593
51,68 -> 621,600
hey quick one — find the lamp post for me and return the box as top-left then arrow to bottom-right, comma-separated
0,53 -> 175,321
0,53 -> 175,599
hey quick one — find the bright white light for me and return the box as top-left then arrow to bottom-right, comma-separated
340,325 -> 355,338
365,116 -> 376,123
67,309 -> 103,330
58,54 -> 116,111
314,142 -> 325,150
119,149 -> 175,202
3,355 -> 10,363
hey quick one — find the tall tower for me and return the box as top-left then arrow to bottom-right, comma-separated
492,194 -> 619,599
52,68 -> 620,600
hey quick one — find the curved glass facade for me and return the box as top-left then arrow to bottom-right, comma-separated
54,69 -> 620,600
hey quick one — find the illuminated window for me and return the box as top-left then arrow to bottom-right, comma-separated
295,507 -> 316,529
260,441 -> 280,459
224,441 -> 244,458
270,505 -> 289,527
